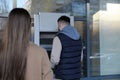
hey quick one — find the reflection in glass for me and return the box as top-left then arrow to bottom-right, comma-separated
0,17 -> 7,41
72,1 -> 86,17
0,17 -> 7,30
0,0 -> 9,13
90,0 -> 120,77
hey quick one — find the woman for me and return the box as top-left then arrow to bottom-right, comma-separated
0,8 -> 53,80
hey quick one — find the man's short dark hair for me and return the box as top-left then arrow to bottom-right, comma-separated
57,15 -> 70,23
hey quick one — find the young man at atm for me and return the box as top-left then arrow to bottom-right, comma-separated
51,15 -> 83,80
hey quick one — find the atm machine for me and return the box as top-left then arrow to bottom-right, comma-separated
33,12 -> 74,58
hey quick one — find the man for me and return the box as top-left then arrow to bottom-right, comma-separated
51,15 -> 82,80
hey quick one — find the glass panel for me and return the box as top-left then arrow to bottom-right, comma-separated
74,21 -> 87,77
0,17 -> 7,39
71,0 -> 86,19
89,0 -> 120,76
0,17 -> 7,30
0,0 -> 13,16
0,0 -> 10,13
74,21 -> 85,39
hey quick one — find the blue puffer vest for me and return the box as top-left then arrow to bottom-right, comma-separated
54,33 -> 82,80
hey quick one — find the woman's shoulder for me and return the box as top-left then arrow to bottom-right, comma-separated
27,42 -> 47,58
26,42 -> 53,80
29,42 -> 46,52
29,42 -> 43,48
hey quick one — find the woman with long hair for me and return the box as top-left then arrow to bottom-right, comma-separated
0,8 -> 53,80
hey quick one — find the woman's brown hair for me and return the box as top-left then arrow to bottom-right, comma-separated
0,8 -> 31,80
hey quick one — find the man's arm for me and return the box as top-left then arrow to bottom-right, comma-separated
50,36 -> 62,68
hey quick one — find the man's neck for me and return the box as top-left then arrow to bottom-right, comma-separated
60,24 -> 69,30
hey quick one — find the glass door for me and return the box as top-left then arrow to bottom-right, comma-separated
83,0 -> 120,80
